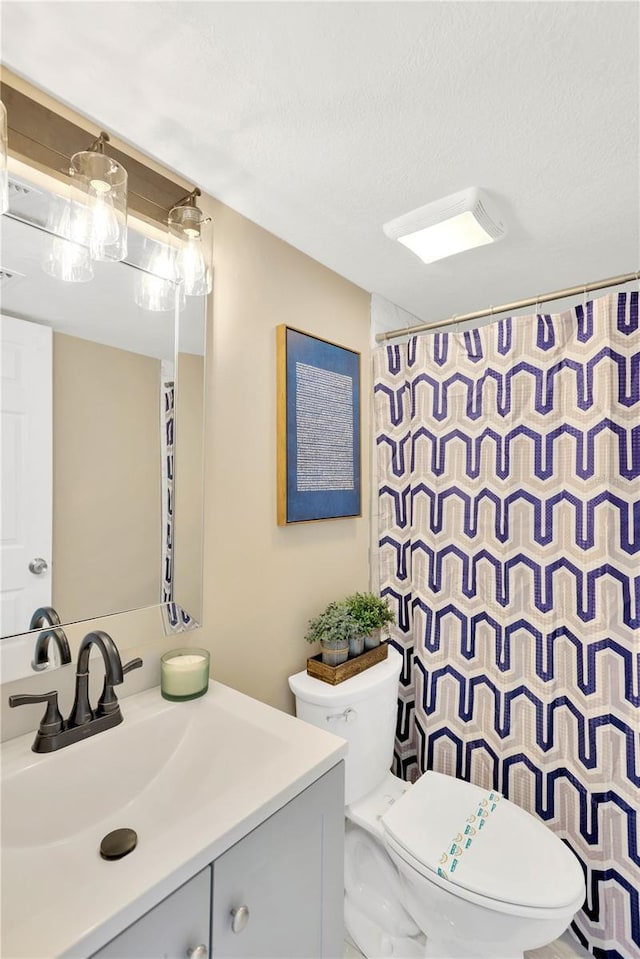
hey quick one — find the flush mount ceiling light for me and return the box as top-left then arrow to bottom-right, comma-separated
69,132 -> 128,262
383,187 -> 506,264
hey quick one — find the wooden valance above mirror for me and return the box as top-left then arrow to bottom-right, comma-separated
1,78 -> 190,229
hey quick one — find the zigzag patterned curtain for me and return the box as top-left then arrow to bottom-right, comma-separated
373,291 -> 639,959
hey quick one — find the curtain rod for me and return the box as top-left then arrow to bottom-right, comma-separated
375,270 -> 640,342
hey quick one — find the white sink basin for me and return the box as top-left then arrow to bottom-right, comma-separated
1,680 -> 347,959
2,688 -> 283,849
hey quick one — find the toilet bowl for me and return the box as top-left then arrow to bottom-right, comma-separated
289,647 -> 585,959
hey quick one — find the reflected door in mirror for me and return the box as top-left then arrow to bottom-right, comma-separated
0,315 -> 52,635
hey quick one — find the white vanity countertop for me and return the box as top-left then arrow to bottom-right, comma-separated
0,680 -> 347,959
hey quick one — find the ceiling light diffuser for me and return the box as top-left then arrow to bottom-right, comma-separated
383,188 -> 506,264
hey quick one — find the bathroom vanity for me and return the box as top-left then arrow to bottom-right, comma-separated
1,680 -> 347,959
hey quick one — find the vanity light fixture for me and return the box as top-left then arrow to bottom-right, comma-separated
2,79 -> 213,305
135,188 -> 214,311
0,99 -> 8,214
168,189 -> 212,297
383,187 -> 506,264
69,132 -> 128,262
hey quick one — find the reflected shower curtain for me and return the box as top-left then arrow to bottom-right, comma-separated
161,369 -> 175,605
373,291 -> 639,959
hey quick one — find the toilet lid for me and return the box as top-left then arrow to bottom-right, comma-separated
381,771 -> 584,910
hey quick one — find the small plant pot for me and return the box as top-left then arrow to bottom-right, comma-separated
364,630 -> 381,651
348,635 -> 365,659
321,638 -> 349,666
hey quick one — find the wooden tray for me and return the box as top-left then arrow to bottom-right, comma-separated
306,641 -> 388,685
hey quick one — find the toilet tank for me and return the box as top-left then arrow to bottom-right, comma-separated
289,647 -> 403,805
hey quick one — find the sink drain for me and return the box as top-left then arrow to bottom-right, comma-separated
100,828 -> 138,861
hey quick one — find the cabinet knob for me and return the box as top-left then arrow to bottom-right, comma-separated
230,904 -> 250,933
187,946 -> 208,959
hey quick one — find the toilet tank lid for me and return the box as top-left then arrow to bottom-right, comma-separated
289,646 -> 403,706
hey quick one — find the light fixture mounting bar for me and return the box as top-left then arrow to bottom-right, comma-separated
88,132 -> 110,155
1,80 -> 193,228
175,187 -> 202,208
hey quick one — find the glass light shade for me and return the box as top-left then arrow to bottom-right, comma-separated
134,237 -> 185,312
69,149 -> 127,261
42,194 -> 94,283
0,100 -> 8,215
168,204 -> 212,296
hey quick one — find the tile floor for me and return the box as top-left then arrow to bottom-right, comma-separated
527,931 -> 591,959
344,928 -> 592,958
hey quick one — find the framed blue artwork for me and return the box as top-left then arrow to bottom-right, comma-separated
277,325 -> 361,524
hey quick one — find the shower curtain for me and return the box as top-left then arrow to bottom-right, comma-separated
373,291 -> 639,959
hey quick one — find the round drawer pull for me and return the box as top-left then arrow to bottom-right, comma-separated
231,904 -> 250,933
187,946 -> 208,959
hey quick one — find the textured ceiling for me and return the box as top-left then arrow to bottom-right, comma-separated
2,2 -> 639,326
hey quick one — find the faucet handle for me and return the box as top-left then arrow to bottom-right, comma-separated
123,657 -> 143,675
8,690 -> 63,734
97,657 -> 143,717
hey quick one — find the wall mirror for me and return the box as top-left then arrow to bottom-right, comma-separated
0,170 -> 206,682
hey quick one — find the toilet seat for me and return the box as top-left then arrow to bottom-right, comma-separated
381,771 -> 585,915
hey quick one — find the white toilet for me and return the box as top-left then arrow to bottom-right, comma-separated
289,647 -> 585,959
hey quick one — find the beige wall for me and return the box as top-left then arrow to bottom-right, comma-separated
53,333 -> 161,622
195,200 -> 371,713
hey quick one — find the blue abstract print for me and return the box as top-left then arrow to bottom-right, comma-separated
373,292 -> 640,959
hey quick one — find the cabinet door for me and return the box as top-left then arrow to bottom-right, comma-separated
92,868 -> 211,959
211,763 -> 344,959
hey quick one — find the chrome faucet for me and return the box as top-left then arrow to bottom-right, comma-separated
9,630 -> 142,753
29,606 -> 72,671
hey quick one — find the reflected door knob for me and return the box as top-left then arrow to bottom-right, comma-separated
28,557 -> 48,575
230,904 -> 250,933
187,946 -> 208,959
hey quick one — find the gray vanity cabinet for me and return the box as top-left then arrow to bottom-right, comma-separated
91,868 -> 211,959
211,763 -> 344,958
90,764 -> 344,959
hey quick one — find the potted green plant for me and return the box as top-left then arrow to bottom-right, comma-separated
345,592 -> 394,651
305,600 -> 359,666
